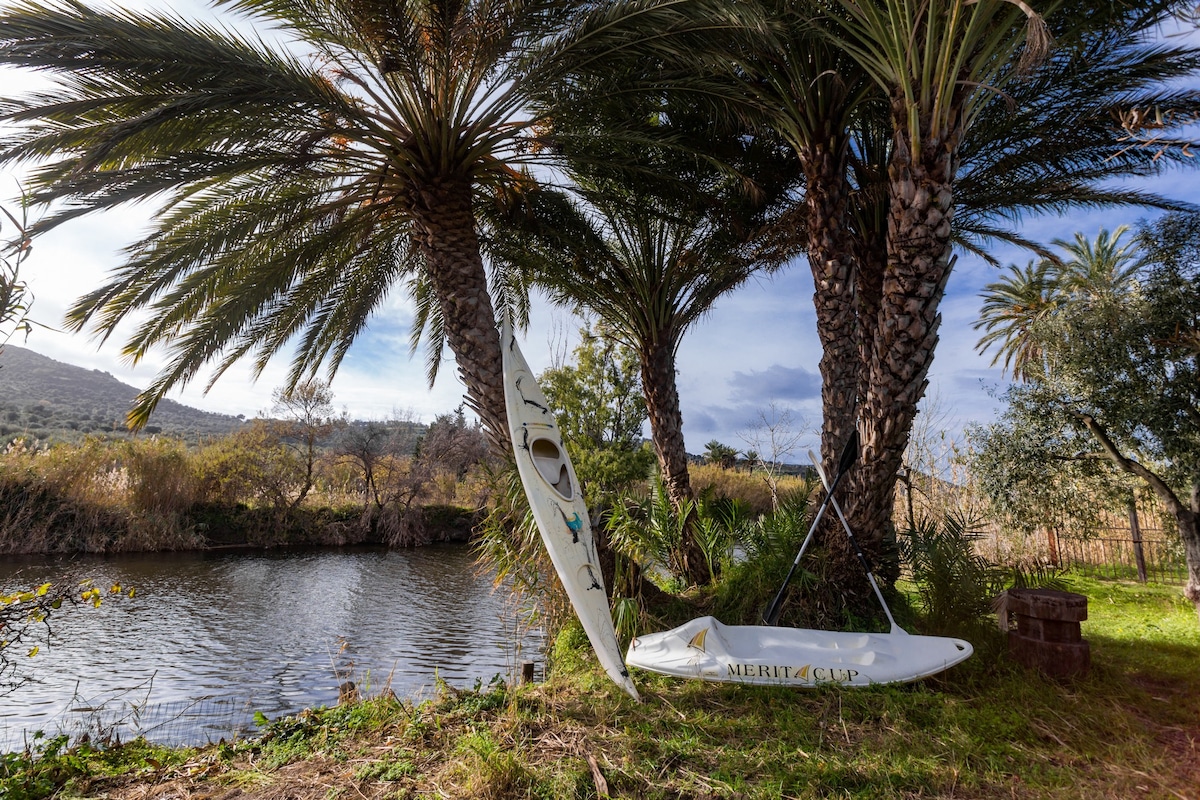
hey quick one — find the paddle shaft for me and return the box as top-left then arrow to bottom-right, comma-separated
811,452 -> 904,635
761,432 -> 859,626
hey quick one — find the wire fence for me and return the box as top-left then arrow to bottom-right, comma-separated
1054,528 -> 1187,584
978,523 -> 1187,585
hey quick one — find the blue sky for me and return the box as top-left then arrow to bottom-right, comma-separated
3,2 -> 1198,460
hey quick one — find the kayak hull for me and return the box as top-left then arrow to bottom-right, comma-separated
502,325 -> 639,701
627,616 -> 972,687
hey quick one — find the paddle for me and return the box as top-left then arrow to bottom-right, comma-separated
761,430 -> 859,626
809,449 -> 905,635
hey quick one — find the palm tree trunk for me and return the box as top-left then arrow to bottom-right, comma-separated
853,235 -> 886,428
801,138 -> 860,475
408,176 -> 510,456
842,113 -> 958,595
639,335 -> 707,586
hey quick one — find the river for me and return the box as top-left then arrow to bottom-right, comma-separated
0,545 -> 542,752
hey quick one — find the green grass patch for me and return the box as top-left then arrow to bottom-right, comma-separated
0,733 -> 191,800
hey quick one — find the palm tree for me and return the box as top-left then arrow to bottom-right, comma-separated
810,0 -> 1056,558
1052,227 -> 1145,301
485,88 -> 800,584
976,227 -> 1146,380
735,0 -> 880,482
973,260 -> 1060,381
704,441 -> 740,469
0,0 -> 746,452
776,0 -> 1200,587
510,186 -> 794,583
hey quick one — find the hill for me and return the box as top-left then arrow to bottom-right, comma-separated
0,345 -> 245,443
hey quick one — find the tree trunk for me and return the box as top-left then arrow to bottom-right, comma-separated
1079,412 -> 1200,621
408,176 -> 509,456
842,107 -> 958,599
1045,527 -> 1060,568
801,134 -> 891,581
1132,491 -> 1200,621
1127,497 -> 1147,583
1181,510 -> 1200,623
853,238 -> 886,432
639,335 -> 706,586
801,138 -> 859,475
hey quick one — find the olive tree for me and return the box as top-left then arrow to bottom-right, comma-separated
270,378 -> 338,509
973,214 -> 1200,620
539,327 -> 654,504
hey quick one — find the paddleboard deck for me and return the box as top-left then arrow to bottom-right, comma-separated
502,324 -> 640,701
627,616 -> 972,687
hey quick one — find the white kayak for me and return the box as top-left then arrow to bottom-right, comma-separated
501,324 -> 640,701
626,616 -> 972,687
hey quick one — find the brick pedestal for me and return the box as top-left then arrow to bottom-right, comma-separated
1006,589 -> 1090,677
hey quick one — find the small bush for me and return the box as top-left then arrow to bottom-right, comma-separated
710,498 -> 815,625
899,513 -> 1007,641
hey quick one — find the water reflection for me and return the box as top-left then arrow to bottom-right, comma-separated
0,546 -> 541,751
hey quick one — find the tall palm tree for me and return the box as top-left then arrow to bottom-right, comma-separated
976,227 -> 1146,380
777,0 -> 1200,589
0,0 -> 749,451
1052,226 -> 1145,301
736,0 -> 880,480
486,92 -> 801,584
813,0 -> 1056,555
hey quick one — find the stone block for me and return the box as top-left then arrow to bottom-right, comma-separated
1008,632 -> 1091,677
1016,615 -> 1083,643
1005,588 -> 1088,622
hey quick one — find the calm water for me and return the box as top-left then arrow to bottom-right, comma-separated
0,546 -> 541,752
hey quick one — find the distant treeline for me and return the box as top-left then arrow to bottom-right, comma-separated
0,411 -> 491,554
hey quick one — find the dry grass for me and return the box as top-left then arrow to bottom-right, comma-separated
689,464 -> 812,516
0,434 -> 483,554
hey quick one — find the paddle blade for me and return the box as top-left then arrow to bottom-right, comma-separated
762,593 -> 784,626
837,429 -> 860,476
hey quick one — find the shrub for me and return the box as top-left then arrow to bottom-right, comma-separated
898,513 -> 1007,641
710,497 -> 815,626
193,422 -> 304,510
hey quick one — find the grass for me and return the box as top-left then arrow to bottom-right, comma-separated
3,574 -> 1197,799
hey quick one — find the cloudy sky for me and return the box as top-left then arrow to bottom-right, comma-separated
3,2 -> 1198,461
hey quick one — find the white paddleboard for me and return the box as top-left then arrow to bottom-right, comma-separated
502,323 -> 640,701
627,616 -> 972,687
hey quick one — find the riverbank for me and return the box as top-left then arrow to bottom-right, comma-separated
4,576 -> 1197,799
0,427 -> 492,556
0,489 -> 479,554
